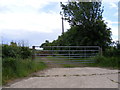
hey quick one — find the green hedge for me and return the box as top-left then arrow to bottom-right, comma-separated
2,44 -> 32,59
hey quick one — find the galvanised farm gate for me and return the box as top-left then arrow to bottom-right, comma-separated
32,46 -> 102,64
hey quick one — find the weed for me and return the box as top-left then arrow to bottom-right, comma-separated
2,58 -> 47,85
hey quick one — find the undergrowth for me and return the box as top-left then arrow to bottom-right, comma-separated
2,58 -> 47,85
85,56 -> 120,69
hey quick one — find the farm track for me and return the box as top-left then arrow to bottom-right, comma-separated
4,67 -> 119,88
3,57 -> 120,88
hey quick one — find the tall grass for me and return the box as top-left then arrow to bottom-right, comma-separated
45,55 -> 120,69
86,55 -> 120,69
2,58 -> 47,85
2,44 -> 47,85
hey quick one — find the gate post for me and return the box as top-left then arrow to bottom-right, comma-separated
32,46 -> 35,60
99,47 -> 102,56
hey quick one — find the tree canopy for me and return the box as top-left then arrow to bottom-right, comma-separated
41,1 -> 112,50
61,2 -> 103,26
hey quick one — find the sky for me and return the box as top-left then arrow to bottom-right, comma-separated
0,0 -> 119,47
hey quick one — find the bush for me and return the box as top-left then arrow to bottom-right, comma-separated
94,55 -> 119,68
20,47 -> 32,59
2,45 -> 20,58
2,44 -> 32,59
103,46 -> 120,57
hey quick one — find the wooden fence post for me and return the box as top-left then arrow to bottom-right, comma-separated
32,46 -> 35,60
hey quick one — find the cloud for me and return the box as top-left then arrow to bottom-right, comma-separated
108,25 -> 118,41
0,6 -> 10,13
102,0 -> 119,3
0,12 -> 70,33
0,0 -> 68,9
1,29 -> 62,47
0,12 -> 59,33
109,2 -> 118,9
0,0 -> 52,9
114,12 -> 118,16
0,0 -> 70,33
103,18 -> 118,41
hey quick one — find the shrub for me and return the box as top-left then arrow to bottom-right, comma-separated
2,44 -> 32,59
2,45 -> 20,58
103,46 -> 120,57
20,47 -> 32,59
94,55 -> 119,68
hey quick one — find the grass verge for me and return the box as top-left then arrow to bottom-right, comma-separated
2,57 -> 47,85
85,56 -> 120,69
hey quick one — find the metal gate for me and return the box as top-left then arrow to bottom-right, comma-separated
32,46 -> 102,65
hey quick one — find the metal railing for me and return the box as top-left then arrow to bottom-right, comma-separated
32,46 -> 102,63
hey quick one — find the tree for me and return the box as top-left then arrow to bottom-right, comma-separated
40,1 -> 112,50
40,40 -> 52,48
61,1 -> 103,26
10,41 -> 17,46
54,1 -> 111,50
